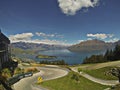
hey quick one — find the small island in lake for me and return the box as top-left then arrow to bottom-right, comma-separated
36,54 -> 57,59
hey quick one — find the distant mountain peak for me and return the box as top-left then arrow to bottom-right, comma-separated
68,39 -> 115,52
79,39 -> 105,44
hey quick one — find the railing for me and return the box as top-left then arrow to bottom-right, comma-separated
0,72 -> 33,90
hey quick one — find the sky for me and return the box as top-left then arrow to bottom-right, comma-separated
0,0 -> 120,45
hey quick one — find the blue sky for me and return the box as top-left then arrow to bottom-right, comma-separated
0,0 -> 120,45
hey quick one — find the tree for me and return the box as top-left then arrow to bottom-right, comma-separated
83,55 -> 104,64
104,49 -> 114,61
113,45 -> 120,60
83,45 -> 120,64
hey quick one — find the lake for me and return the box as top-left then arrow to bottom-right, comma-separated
16,49 -> 103,65
37,49 -> 103,65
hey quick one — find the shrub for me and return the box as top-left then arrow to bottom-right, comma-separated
24,67 -> 39,73
14,67 -> 24,75
71,73 -> 80,83
78,68 -> 83,73
1,68 -> 11,81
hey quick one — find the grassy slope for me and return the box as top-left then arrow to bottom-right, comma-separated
41,72 -> 109,90
73,60 -> 120,80
75,60 -> 120,70
84,67 -> 118,80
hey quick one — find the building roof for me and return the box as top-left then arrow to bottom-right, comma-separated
0,30 -> 10,44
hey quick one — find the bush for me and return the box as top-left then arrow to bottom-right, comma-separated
0,85 -> 5,90
14,67 -> 24,75
71,73 -> 80,83
1,68 -> 11,81
24,67 -> 39,73
78,68 -> 83,73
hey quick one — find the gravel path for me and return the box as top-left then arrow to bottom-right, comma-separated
14,65 -> 68,90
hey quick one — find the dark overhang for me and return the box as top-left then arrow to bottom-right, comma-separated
0,30 -> 10,44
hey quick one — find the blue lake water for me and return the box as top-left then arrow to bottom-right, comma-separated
16,49 -> 103,65
37,49 -> 102,65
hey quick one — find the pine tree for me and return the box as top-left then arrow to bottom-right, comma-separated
113,45 -> 120,60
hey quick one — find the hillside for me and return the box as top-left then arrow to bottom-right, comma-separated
68,39 -> 115,52
115,40 -> 120,45
74,60 -> 120,70
11,42 -> 68,50
10,42 -> 68,58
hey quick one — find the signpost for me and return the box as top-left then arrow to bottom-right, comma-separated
37,76 -> 43,84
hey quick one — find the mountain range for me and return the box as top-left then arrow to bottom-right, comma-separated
68,39 -> 120,53
11,42 -> 68,51
11,39 -> 120,53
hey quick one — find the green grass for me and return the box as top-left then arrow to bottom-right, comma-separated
40,72 -> 109,90
84,66 -> 118,80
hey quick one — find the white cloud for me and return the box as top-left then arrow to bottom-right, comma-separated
87,33 -> 107,39
9,33 -> 34,42
36,32 -> 54,38
29,39 -> 70,46
78,40 -> 85,43
107,34 -> 114,38
77,38 -> 92,43
13,39 -> 70,46
9,33 -> 69,46
36,32 -> 64,38
87,33 -> 114,39
55,34 -> 64,38
106,38 -> 119,43
58,0 -> 99,15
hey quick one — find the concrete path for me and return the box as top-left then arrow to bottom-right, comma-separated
14,65 -> 68,90
71,67 -> 119,86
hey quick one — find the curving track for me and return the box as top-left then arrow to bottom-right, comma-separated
14,66 -> 68,90
71,67 -> 119,86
